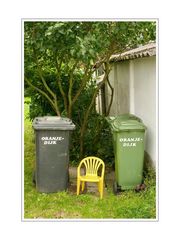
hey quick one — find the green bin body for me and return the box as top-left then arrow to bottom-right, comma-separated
107,115 -> 146,190
32,116 -> 75,193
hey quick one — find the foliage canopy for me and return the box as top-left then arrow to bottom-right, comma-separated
24,21 -> 156,159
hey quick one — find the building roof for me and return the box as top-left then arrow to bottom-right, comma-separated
110,42 -> 156,62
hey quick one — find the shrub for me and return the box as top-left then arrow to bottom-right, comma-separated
25,71 -> 114,165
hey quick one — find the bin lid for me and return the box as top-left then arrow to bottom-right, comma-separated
32,116 -> 76,130
109,119 -> 146,132
106,114 -> 142,123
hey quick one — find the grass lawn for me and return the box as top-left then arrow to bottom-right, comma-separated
24,99 -> 156,219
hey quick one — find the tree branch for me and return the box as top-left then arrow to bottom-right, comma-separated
71,67 -> 92,106
36,64 -> 56,99
68,61 -> 78,117
55,57 -> 68,114
104,62 -> 114,116
25,76 -> 59,115
33,56 -> 61,116
32,23 -> 57,100
106,76 -> 114,116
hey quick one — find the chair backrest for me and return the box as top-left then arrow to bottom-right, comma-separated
79,156 -> 105,176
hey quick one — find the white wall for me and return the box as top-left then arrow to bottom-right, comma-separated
105,56 -> 157,166
132,56 -> 156,166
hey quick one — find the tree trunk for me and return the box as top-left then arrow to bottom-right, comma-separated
79,64 -> 111,158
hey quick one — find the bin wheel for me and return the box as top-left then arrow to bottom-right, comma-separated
113,182 -> 117,194
32,171 -> 36,185
113,182 -> 121,195
135,183 -> 146,192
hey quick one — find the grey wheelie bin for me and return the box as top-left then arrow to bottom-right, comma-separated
32,116 -> 75,193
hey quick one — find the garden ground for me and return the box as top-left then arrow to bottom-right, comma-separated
24,99 -> 156,219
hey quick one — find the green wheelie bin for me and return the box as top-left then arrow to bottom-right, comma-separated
107,115 -> 146,194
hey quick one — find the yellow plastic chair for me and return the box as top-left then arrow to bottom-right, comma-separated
77,156 -> 105,199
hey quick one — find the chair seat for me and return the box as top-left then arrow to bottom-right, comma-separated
79,174 -> 101,182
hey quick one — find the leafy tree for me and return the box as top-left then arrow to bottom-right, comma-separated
24,21 -> 156,157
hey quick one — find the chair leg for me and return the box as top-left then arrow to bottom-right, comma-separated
81,181 -> 85,192
98,181 -> 100,192
99,180 -> 104,199
77,178 -> 81,195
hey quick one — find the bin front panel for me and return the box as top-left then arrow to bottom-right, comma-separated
114,131 -> 145,189
35,129 -> 70,193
